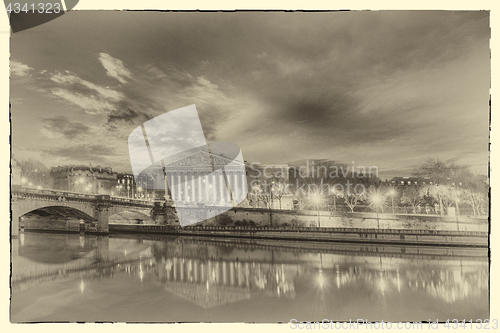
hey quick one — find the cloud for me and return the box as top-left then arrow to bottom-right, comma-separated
46,70 -> 125,114
10,11 -> 489,176
40,116 -> 90,139
52,88 -> 115,114
107,106 -> 152,128
45,144 -> 118,165
51,72 -> 124,101
99,53 -> 132,84
11,61 -> 33,77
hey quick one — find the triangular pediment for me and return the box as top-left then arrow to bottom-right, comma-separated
165,150 -> 243,168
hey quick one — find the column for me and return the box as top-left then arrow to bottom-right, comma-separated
212,173 -> 217,202
241,172 -> 246,195
177,173 -> 182,200
219,173 -> 224,204
169,173 -> 174,200
198,173 -> 202,202
191,173 -> 196,202
227,171 -> 233,196
204,175 -> 209,202
233,172 -> 238,198
182,172 -> 189,201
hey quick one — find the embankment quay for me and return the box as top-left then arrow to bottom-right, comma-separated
107,224 -> 487,247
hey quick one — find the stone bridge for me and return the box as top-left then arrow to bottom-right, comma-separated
11,188 -> 155,236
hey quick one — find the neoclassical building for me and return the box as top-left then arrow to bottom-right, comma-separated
137,150 -> 248,206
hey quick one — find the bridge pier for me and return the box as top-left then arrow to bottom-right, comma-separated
94,207 -> 110,234
11,201 -> 21,237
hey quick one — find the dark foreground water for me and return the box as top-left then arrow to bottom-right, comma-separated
11,232 -> 489,323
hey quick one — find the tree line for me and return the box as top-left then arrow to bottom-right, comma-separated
248,159 -> 488,217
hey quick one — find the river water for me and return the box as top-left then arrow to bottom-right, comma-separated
11,232 -> 489,323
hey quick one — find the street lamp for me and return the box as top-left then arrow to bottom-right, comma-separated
78,177 -> 85,193
369,192 -> 384,229
311,194 -> 322,228
330,188 -> 338,211
116,185 -> 123,197
388,188 -> 396,214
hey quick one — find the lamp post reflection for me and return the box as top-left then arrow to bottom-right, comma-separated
311,194 -> 322,227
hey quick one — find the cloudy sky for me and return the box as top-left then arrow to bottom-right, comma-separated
10,10 -> 490,179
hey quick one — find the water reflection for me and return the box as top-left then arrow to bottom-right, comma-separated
11,232 -> 488,323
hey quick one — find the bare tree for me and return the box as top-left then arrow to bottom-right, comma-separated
343,192 -> 365,213
400,186 -> 425,214
17,159 -> 54,189
249,180 -> 275,225
412,159 -> 488,216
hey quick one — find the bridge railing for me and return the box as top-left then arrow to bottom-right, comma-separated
12,188 -> 153,206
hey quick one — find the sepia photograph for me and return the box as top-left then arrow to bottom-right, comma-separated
8,4 -> 491,324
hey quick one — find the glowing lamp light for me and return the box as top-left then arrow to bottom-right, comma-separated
388,189 -> 396,196
370,194 -> 383,205
311,194 -> 322,204
317,270 -> 325,288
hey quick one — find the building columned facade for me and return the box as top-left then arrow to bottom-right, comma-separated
136,150 -> 248,205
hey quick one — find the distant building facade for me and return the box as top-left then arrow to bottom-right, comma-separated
51,165 -> 117,194
11,159 -> 22,188
116,172 -> 137,198
387,177 -> 432,187
386,176 -> 462,188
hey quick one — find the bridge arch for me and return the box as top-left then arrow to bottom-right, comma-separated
19,205 -> 95,232
22,206 -> 94,220
11,189 -> 155,236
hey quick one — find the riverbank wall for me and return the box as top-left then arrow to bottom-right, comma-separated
192,208 -> 488,232
108,224 -> 488,247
